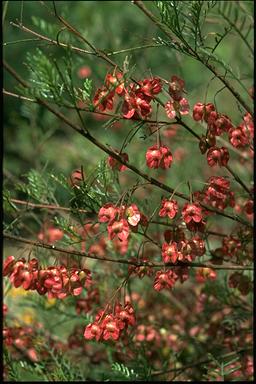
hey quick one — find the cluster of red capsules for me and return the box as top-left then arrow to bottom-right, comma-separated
3,256 -> 92,299
193,176 -> 235,211
98,202 -> 148,243
92,71 -> 192,171
84,301 -> 136,342
93,70 -> 162,119
154,226 -> 211,291
194,102 -> 253,167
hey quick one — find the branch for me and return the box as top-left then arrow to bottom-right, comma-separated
3,233 -> 253,271
225,164 -> 253,197
3,60 -> 29,88
10,21 -> 94,56
106,44 -> 160,56
176,120 -> 252,199
151,346 -> 253,377
4,87 -> 251,197
3,60 -> 252,228
50,5 -> 123,70
175,117 -> 201,140
7,198 -> 94,215
2,88 -> 171,125
133,0 -> 253,117
218,7 -> 254,56
7,198 -> 230,239
3,88 -> 35,102
149,220 -> 228,238
7,21 -> 252,197
10,15 -> 253,122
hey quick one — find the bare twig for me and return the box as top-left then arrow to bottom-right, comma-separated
3,88 -> 35,102
225,164 -> 253,197
149,220 -> 228,238
3,233 -> 253,271
10,21 -> 94,56
7,198 -> 94,215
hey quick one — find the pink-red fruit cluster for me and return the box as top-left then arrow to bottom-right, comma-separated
3,256 -> 92,299
84,302 -> 135,342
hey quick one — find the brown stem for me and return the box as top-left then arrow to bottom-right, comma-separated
50,7 -> 122,70
149,220 -> 227,238
5,87 -> 251,197
3,89 -> 34,102
3,60 -> 29,88
133,0 -> 253,117
10,21 -> 94,56
8,21 -> 252,196
3,60 -> 252,228
151,347 -> 253,377
225,164 -> 253,197
175,121 -> 252,198
3,88 -> 171,125
137,230 -> 161,248
3,234 -> 253,271
7,198 -> 93,215
175,118 -> 201,140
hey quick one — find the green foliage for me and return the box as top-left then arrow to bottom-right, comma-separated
54,215 -> 82,240
44,349 -> 85,381
3,1 -> 253,382
31,16 -> 59,38
4,345 -> 84,381
197,46 -> 248,93
80,78 -> 93,102
24,45 -> 92,108
49,172 -> 71,191
111,362 -> 139,380
153,0 -> 253,98
17,169 -> 56,203
3,189 -> 18,213
203,353 -> 242,381
25,48 -> 64,102
70,160 -> 122,210
154,1 -> 216,52
217,0 -> 254,55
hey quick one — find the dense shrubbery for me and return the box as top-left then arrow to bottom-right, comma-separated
3,1 -> 253,381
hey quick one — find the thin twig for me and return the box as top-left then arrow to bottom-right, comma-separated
9,20 -> 252,196
149,220 -> 227,238
10,21 -> 94,55
3,89 -> 34,102
3,233 -> 253,271
3,88 -> 171,125
3,61 -> 252,228
7,197 -> 230,239
106,44 -> 160,56
3,38 -> 41,46
225,164 -> 253,197
151,346 -> 253,376
7,198 -> 93,215
133,0 -> 253,117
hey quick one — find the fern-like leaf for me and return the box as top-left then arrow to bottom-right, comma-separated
25,48 -> 65,103
217,1 -> 253,56
111,362 -> 139,380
